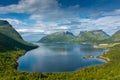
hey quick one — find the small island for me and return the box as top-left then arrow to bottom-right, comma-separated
1,19 -> 120,79
83,55 -> 94,59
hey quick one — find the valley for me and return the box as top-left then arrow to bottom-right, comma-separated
0,20 -> 120,80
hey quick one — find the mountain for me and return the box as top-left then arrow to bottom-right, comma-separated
39,30 -> 110,44
106,30 -> 120,43
76,30 -> 110,44
39,31 -> 75,43
0,20 -> 23,41
0,20 -> 37,52
79,30 -> 109,37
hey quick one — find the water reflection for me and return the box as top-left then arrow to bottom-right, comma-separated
17,43 -> 106,72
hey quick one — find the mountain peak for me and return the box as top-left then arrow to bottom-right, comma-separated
39,31 -> 75,43
0,20 -> 37,51
110,30 -> 120,42
79,29 -> 109,38
0,20 -> 10,26
77,30 -> 110,43
64,31 -> 74,36
0,20 -> 23,40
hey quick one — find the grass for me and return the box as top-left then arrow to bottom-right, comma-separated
0,44 -> 120,80
94,42 -> 120,48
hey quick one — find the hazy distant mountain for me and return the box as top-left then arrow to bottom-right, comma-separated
39,31 -> 75,43
39,30 -> 110,44
0,20 -> 37,52
76,30 -> 110,44
78,30 -> 109,40
108,30 -> 120,42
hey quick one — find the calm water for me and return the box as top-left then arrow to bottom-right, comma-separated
17,43 -> 106,72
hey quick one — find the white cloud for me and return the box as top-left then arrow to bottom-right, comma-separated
0,0 -> 76,34
0,18 -> 25,25
0,0 -> 78,21
0,0 -> 58,14
31,15 -> 120,35
102,9 -> 120,16
56,26 -> 68,30
0,18 -> 28,32
16,28 -> 44,33
0,0 -> 120,36
76,16 -> 120,35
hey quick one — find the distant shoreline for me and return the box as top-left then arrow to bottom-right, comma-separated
93,43 -> 120,48
96,55 -> 110,62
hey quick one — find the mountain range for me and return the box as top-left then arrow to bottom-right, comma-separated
0,20 -> 120,79
0,19 -> 120,48
39,29 -> 120,44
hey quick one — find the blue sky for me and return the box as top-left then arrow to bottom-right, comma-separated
0,0 -> 120,41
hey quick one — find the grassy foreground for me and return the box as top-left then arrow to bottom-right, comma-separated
0,44 -> 120,80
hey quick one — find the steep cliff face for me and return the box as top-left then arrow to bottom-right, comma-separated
0,20 -> 23,41
39,31 -> 75,43
0,20 -> 37,52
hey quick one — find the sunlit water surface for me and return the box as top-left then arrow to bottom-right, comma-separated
17,43 -> 106,72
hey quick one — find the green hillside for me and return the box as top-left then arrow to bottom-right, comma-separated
99,30 -> 120,44
0,20 -> 120,79
0,33 -> 37,52
39,31 -> 75,43
76,30 -> 110,44
0,20 -> 37,51
39,30 -> 110,44
109,30 -> 120,42
0,20 -> 23,41
1,41 -> 120,80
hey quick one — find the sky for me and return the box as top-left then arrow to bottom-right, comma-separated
0,0 -> 120,42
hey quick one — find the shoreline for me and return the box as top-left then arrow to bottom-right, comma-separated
93,43 -> 120,48
96,49 -> 110,62
96,55 -> 110,62
15,45 -> 39,70
16,43 -> 110,73
97,48 -> 110,62
1,42 -> 120,79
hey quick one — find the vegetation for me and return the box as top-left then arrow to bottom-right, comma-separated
0,50 -> 45,80
39,30 -> 120,49
0,20 -> 23,41
109,30 -> 120,42
0,20 -> 43,80
0,20 -> 37,49
44,44 -> 120,80
0,20 -> 120,79
39,30 -> 110,44
0,20 -> 38,52
0,43 -> 120,80
75,30 -> 109,43
101,30 -> 120,44
0,33 -> 37,52
39,31 -> 75,43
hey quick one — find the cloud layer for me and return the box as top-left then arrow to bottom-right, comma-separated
0,0 -> 120,36
0,0 -> 58,14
